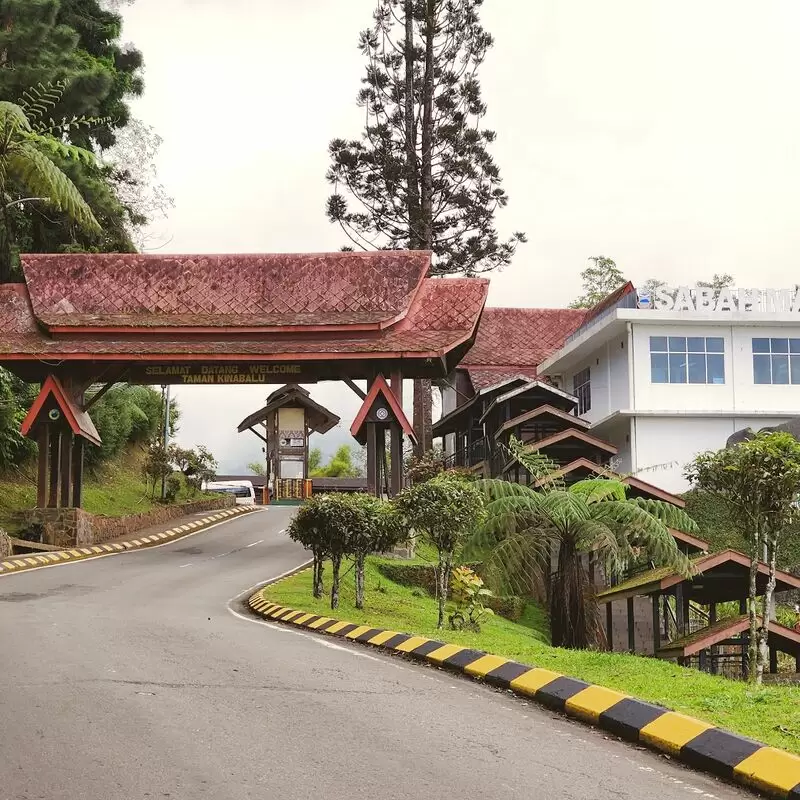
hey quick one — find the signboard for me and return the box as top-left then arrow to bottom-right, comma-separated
638,286 -> 800,313
136,364 -> 304,384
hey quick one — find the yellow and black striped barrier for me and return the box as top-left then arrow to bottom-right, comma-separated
248,586 -> 800,800
0,506 -> 256,577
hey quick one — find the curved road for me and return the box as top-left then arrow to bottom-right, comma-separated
0,508 -> 748,799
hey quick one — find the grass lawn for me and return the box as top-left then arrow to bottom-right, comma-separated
0,453 -> 211,532
264,554 -> 800,755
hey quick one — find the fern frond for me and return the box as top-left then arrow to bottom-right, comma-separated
507,435 -> 564,490
8,143 -> 100,233
18,82 -> 65,123
569,478 -> 628,504
25,132 -> 95,166
629,497 -> 700,534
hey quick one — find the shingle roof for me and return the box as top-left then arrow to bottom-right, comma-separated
0,258 -> 489,365
459,307 -> 586,388
22,251 -> 432,329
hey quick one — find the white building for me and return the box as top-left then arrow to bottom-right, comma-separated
538,285 -> 800,493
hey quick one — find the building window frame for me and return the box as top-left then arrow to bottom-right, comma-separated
649,335 -> 725,385
573,367 -> 591,415
752,337 -> 800,385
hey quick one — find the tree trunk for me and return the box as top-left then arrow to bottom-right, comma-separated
355,552 -> 366,610
436,551 -> 452,629
747,529 -> 761,682
757,532 -> 779,681
551,539 -> 599,649
403,0 -> 421,248
312,551 -> 325,599
0,197 -> 12,283
420,0 -> 435,251
330,554 -> 342,610
413,378 -> 433,455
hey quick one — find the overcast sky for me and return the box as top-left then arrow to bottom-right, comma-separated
119,0 -> 800,471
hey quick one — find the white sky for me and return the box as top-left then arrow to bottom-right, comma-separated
119,0 -> 800,471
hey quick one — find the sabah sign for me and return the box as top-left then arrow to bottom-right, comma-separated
135,364 -> 304,384
638,286 -> 800,313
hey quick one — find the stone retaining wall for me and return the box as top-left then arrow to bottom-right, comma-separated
18,496 -> 236,548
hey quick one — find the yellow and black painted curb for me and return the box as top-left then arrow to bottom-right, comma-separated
248,586 -> 800,799
0,506 -> 256,577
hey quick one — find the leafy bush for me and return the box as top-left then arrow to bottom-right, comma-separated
449,565 -> 494,632
395,473 -> 485,628
0,368 -> 37,468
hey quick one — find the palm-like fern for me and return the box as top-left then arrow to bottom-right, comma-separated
474,466 -> 698,649
0,100 -> 100,280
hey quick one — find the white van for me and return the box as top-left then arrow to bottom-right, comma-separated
203,480 -> 256,506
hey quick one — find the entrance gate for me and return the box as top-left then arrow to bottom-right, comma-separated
0,251 -> 488,507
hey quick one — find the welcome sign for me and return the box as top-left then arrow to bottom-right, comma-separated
639,286 -> 800,313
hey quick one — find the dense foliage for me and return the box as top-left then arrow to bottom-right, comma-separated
395,473 -> 485,628
686,431 -> 800,683
308,445 -> 363,478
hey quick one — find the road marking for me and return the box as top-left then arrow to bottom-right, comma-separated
0,509 -> 262,579
179,563 -> 193,569
245,540 -> 264,548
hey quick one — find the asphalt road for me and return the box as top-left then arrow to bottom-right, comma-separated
0,508 -> 749,800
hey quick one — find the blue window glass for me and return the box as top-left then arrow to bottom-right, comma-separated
773,355 -> 790,384
687,353 -> 706,383
707,354 -> 725,385
752,338 -> 770,353
791,356 -> 800,385
751,338 -> 800,385
687,337 -> 705,353
753,354 -> 772,384
771,338 -> 789,353
669,353 -> 687,383
650,334 -> 725,384
668,336 -> 686,352
651,353 -> 668,383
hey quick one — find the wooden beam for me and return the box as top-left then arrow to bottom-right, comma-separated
247,426 -> 268,445
390,422 -> 403,496
48,431 -> 60,508
651,592 -> 661,654
36,426 -> 49,508
84,380 -> 116,411
343,377 -> 367,401
72,437 -> 84,508
627,597 -> 636,652
59,432 -> 72,508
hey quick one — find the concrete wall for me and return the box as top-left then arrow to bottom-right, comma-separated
20,496 -> 234,548
633,415 -> 792,492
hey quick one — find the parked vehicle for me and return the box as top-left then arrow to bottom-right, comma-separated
202,480 -> 256,506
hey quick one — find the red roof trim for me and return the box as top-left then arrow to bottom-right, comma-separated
20,376 -> 101,446
582,281 -> 636,325
48,322 -> 385,336
350,374 -> 417,444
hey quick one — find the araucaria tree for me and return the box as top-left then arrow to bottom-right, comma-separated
395,473 -> 485,628
685,431 -> 800,684
326,0 -> 525,452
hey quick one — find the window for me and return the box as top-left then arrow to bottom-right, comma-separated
573,367 -> 591,414
752,338 -> 800,384
649,336 -> 725,384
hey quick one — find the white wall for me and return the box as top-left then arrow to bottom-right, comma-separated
633,415 -> 792,493
599,417 -> 633,474
562,335 -> 630,425
631,321 -> 800,413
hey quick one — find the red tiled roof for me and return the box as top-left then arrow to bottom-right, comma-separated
22,252 -> 432,329
0,266 -> 488,363
20,376 -> 101,445
459,308 -> 586,384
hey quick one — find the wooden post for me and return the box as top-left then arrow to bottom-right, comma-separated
390,422 -> 403,496
606,602 -> 613,652
675,583 -> 686,637
71,437 -> 84,508
651,592 -> 661,655
769,645 -> 778,675
48,430 -> 60,508
60,431 -> 73,507
366,424 -> 378,496
709,603 -> 718,675
627,597 -> 635,653
37,426 -> 49,508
